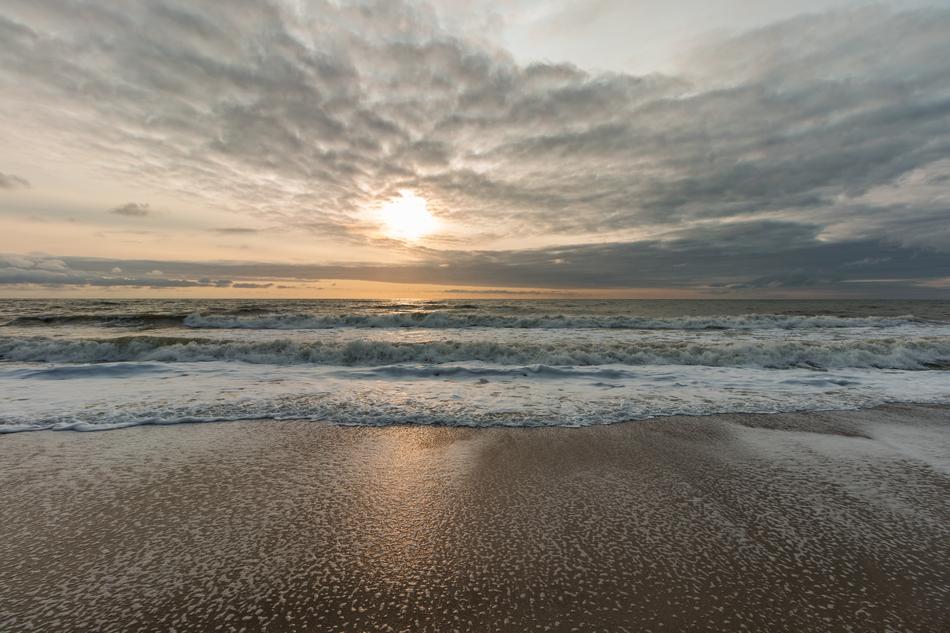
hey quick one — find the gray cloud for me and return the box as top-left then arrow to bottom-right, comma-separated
110,202 -> 151,217
0,171 -> 29,189
0,256 -> 232,288
0,268 -> 231,288
1,1 -> 950,293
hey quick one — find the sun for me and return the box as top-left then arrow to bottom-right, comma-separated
379,190 -> 437,240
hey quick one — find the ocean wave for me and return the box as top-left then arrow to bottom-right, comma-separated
181,312 -> 928,330
1,309 -> 934,331
3,362 -> 173,380
3,335 -> 949,370
2,313 -> 188,328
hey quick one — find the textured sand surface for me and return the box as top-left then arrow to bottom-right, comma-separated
2,405 -> 950,632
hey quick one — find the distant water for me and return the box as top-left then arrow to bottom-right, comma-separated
2,299 -> 950,432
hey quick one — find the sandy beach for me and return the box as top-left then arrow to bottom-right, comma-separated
2,405 -> 949,632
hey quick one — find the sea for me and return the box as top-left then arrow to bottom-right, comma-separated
2,299 -> 950,432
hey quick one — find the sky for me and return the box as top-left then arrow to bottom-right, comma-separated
1,0 -> 950,298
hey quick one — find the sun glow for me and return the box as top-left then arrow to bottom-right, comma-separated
379,191 -> 437,240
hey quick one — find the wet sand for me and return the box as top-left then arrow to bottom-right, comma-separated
2,405 -> 949,632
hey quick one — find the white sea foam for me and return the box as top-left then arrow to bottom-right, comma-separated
2,361 -> 950,432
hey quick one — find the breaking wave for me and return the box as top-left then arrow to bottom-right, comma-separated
3,335 -> 949,370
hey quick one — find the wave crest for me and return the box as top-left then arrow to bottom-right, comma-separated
3,335 -> 949,370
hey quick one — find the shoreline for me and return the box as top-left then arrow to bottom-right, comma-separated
2,404 -> 949,631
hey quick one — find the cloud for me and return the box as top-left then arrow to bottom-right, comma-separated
0,171 -> 29,189
1,1 -> 950,293
4,255 -> 36,268
0,255 -> 235,288
231,282 -> 273,289
0,267 -> 233,288
33,258 -> 68,271
110,202 -> 151,217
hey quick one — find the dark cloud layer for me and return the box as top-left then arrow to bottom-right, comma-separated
1,1 -> 950,293
0,256 -> 232,288
5,219 -> 948,295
